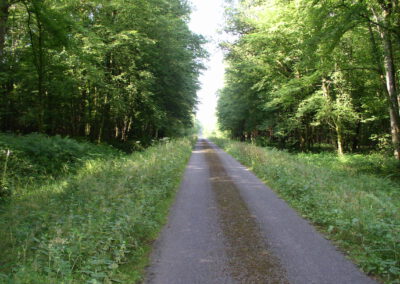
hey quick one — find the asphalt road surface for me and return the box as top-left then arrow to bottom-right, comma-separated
145,139 -> 377,284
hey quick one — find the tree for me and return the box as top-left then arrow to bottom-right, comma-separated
0,0 -> 206,148
218,0 -> 399,156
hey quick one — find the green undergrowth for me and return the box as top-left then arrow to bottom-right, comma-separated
211,137 -> 400,283
0,133 -> 120,199
0,135 -> 195,283
297,152 -> 400,182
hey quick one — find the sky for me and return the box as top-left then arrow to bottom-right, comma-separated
188,0 -> 227,133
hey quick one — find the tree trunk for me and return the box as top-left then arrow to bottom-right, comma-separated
0,0 -> 9,132
381,33 -> 400,159
336,126 -> 344,156
352,121 -> 361,152
26,2 -> 46,133
37,19 -> 45,133
0,0 -> 9,60
371,8 -> 400,159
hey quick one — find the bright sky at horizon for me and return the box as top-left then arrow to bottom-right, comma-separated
188,0 -> 227,133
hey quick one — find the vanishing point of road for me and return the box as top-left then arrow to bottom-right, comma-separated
145,139 -> 377,284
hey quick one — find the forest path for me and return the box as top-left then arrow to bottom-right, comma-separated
145,139 -> 377,284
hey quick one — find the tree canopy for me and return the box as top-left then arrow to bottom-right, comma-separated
218,0 -> 400,158
0,0 -> 206,147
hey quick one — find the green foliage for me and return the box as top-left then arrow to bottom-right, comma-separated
0,136 -> 194,283
0,0 -> 206,143
0,133 -> 119,197
297,152 -> 400,181
218,0 -> 400,156
211,137 -> 400,283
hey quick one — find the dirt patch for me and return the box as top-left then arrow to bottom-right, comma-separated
203,140 -> 288,284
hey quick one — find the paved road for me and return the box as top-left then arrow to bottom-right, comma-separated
145,139 -> 377,284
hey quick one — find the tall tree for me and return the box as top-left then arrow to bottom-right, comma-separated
218,0 -> 400,157
0,0 -> 206,147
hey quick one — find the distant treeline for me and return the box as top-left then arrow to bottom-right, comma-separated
0,0 -> 206,146
218,0 -> 400,158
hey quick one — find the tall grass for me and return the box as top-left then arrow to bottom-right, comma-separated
0,136 -> 194,283
211,137 -> 400,283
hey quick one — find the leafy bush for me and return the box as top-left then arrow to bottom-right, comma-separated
211,137 -> 400,283
0,137 -> 194,283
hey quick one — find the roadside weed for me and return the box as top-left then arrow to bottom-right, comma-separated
0,136 -> 194,283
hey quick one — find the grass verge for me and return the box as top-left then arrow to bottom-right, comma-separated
0,135 -> 195,283
211,137 -> 400,284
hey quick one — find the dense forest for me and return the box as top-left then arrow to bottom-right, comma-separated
0,0 -> 205,147
0,2 -> 204,281
218,0 -> 400,158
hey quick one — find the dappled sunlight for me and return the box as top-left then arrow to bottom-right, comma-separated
187,165 -> 207,170
192,150 -> 207,154
13,179 -> 71,201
